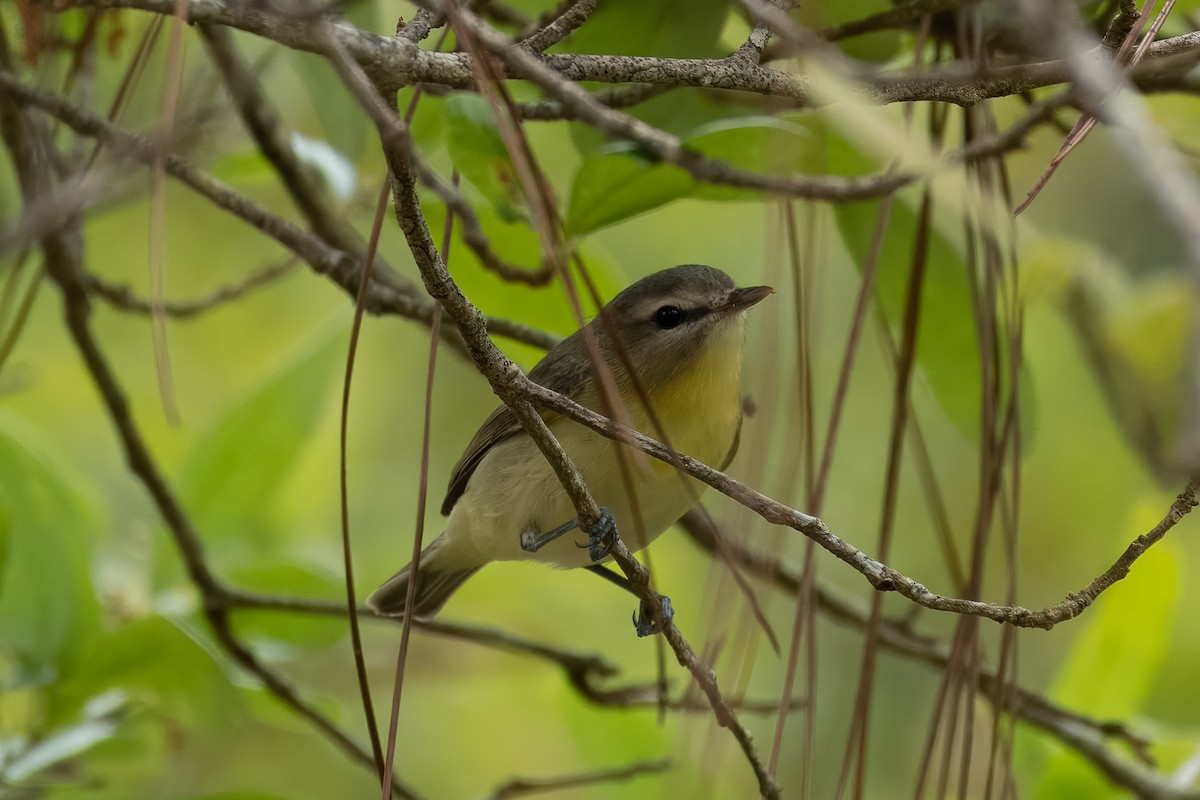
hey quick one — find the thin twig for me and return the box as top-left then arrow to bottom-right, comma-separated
0,68 -> 559,351
321,41 -> 782,799
83,257 -> 298,318
678,511 -> 1200,800
485,759 -> 669,800
519,0 -> 597,52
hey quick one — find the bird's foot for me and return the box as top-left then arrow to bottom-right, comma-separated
584,507 -> 616,562
633,594 -> 674,637
523,507 -> 616,560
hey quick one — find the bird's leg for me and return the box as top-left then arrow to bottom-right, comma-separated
633,594 -> 674,638
519,507 -> 617,560
582,507 -> 617,561
519,517 -> 579,553
586,565 -> 675,638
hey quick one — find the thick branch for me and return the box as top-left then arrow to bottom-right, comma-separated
59,0 -> 1200,105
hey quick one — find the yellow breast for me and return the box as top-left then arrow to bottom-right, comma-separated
636,326 -> 745,468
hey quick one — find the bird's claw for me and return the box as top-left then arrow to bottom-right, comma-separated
586,507 -> 617,562
633,594 -> 674,637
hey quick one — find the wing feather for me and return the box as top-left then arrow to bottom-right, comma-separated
440,331 -> 591,515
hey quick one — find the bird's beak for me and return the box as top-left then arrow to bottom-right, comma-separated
723,285 -> 774,312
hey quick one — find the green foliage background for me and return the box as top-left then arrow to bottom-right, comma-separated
3,0 -> 1200,797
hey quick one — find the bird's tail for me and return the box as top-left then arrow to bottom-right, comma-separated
366,535 -> 479,619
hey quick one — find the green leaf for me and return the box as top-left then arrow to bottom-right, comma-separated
0,419 -> 99,680
445,95 -> 525,222
288,51 -> 369,163
1027,521 -> 1180,799
189,793 -> 290,800
566,146 -> 694,236
559,0 -> 729,58
687,117 -> 814,201
50,616 -> 239,729
175,329 -> 342,549
2,691 -> 123,784
832,193 -> 983,439
1064,264 -> 1196,471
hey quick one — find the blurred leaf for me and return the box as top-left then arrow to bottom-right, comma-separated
190,794 -> 289,800
1030,525 -> 1180,799
51,616 -> 239,729
2,691 -> 123,784
567,118 -> 813,231
445,94 -> 525,222
796,0 -> 901,61
567,146 -> 694,236
559,0 -> 729,57
687,117 -> 813,201
832,191 -> 983,440
289,132 -> 358,201
0,420 -> 99,681
228,561 -> 346,652
397,87 -> 447,156
1065,263 -> 1197,477
175,329 -> 342,549
288,51 -> 368,162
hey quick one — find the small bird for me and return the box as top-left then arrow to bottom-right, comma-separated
367,265 -> 771,628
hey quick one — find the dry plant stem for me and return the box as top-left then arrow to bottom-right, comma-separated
11,171 -> 421,800
679,512 -> 1200,800
316,37 -> 781,800
199,22 -> 410,289
338,181 -> 393,785
382,178 -> 453,800
770,193 -> 895,779
1013,0 -> 1170,215
146,0 -> 188,427
0,54 -> 419,799
517,379 -> 1200,628
841,188 -> 934,800
0,69 -> 558,352
486,759 -> 669,800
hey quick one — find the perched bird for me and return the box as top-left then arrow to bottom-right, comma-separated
367,265 -> 771,627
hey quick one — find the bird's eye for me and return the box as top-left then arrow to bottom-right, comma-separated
655,305 -> 683,330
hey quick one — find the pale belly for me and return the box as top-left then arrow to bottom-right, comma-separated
445,395 -> 740,569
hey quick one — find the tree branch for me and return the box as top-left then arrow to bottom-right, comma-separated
318,33 -> 783,798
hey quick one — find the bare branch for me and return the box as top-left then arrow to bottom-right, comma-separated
0,73 -> 421,799
518,377 -> 1199,629
485,759 -> 670,800
519,0 -> 597,53
678,512 -> 1200,800
317,36 -> 783,799
83,257 -> 299,318
0,67 -> 560,351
